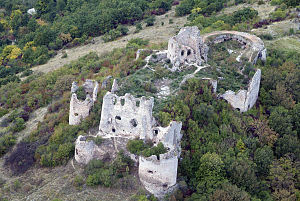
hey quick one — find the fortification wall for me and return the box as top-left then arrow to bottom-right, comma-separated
152,121 -> 182,150
69,80 -> 98,125
221,69 -> 261,112
75,135 -> 116,164
167,26 -> 206,67
69,94 -> 94,125
139,154 -> 178,198
202,31 -> 266,64
245,69 -> 261,110
99,92 -> 154,139
167,28 -> 266,68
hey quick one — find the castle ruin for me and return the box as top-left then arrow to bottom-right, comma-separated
167,26 -> 266,68
69,80 -> 99,125
73,83 -> 182,198
166,26 -> 265,112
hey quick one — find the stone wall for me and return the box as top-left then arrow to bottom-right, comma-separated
202,31 -> 267,64
139,154 -> 178,198
167,27 -> 266,68
75,135 -> 116,164
69,80 -> 99,125
221,69 -> 261,112
167,26 -> 207,67
139,121 -> 182,198
98,92 -> 154,139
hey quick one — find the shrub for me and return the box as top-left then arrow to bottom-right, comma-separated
0,108 -> 8,118
85,159 -> 105,175
92,136 -> 104,145
135,23 -> 143,33
61,52 -> 68,58
0,134 -> 16,157
73,175 -> 84,188
175,0 -> 194,16
11,117 -> 26,133
75,86 -> 86,101
141,142 -> 167,158
127,139 -> 149,155
145,16 -> 156,26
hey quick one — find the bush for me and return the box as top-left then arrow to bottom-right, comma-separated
0,108 -> 8,118
75,86 -> 86,101
0,134 -> 16,157
73,175 -> 84,188
93,136 -> 103,146
61,52 -> 68,58
175,0 -> 194,16
11,117 -> 26,133
145,16 -> 156,26
127,139 -> 149,155
141,142 -> 167,158
135,23 -> 143,33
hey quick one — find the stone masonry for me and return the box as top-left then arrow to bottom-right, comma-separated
69,80 -> 99,125
167,27 -> 266,68
74,87 -> 182,198
220,69 -> 261,112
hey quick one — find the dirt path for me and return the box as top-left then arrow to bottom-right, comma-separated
31,7 -> 187,74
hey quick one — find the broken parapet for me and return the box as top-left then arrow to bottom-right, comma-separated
168,26 -> 207,68
98,92 -> 154,139
69,80 -> 99,125
221,69 -> 261,112
139,121 -> 182,198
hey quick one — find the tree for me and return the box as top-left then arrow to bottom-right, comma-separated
196,152 -> 226,196
209,182 -> 251,201
269,106 -> 294,136
268,157 -> 299,200
248,118 -> 278,147
254,146 -> 274,177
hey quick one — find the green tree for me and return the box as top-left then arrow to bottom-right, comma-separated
254,146 -> 274,177
196,152 -> 226,196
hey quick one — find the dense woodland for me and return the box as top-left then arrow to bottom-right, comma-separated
0,0 -> 300,200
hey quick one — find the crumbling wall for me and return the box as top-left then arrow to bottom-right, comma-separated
221,69 -> 261,112
139,151 -> 178,198
167,28 -> 267,69
221,90 -> 248,112
167,26 -> 207,67
139,121 -> 182,198
75,135 -> 116,164
244,69 -> 261,111
69,80 -> 99,125
98,92 -> 154,139
202,31 -> 267,64
152,121 -> 182,150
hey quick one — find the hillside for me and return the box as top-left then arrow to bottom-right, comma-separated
0,0 -> 300,201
